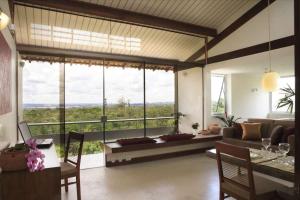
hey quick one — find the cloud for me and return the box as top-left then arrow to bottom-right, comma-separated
23,61 -> 174,105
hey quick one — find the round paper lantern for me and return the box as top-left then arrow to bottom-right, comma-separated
0,11 -> 10,30
261,71 -> 280,92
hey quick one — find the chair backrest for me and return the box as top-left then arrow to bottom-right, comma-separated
215,141 -> 256,200
18,121 -> 32,142
64,131 -> 84,170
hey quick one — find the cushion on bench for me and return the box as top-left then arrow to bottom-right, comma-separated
159,133 -> 195,142
117,137 -> 157,146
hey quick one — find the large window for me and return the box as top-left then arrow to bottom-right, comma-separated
22,61 -> 61,137
65,64 -> 104,156
211,74 -> 226,115
271,76 -> 295,113
22,61 -> 176,146
22,61 -> 64,156
146,69 -> 175,136
105,67 -> 144,141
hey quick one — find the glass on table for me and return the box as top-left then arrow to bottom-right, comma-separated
261,138 -> 271,151
278,143 -> 290,163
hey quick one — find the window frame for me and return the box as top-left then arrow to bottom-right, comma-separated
211,73 -> 227,116
270,75 -> 295,114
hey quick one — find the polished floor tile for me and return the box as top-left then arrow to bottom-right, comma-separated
62,154 -> 224,200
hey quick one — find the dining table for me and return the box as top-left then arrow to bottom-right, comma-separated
206,147 -> 295,183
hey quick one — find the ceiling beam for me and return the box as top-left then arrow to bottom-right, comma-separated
197,35 -> 294,64
12,0 -> 217,37
16,44 -> 204,69
186,0 -> 277,62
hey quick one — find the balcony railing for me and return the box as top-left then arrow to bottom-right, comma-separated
27,117 -> 176,143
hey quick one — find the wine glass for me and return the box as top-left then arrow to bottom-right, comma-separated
261,138 -> 271,151
278,143 -> 290,163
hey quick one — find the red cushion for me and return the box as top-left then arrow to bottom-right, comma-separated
117,137 -> 156,146
281,127 -> 295,143
159,134 -> 195,142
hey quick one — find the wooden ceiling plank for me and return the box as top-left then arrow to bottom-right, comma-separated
15,6 -> 26,44
186,0 -> 277,62
12,0 -> 217,37
25,6 -> 35,46
40,9 -> 48,47
145,0 -> 158,15
56,12 -> 64,49
204,0 -> 237,27
189,0 -> 213,25
180,0 -> 206,25
151,0 -> 170,17
61,13 -> 71,49
213,1 -> 246,29
81,17 -> 91,51
14,6 -> 22,44
192,0 -> 220,27
172,0 -> 197,22
33,7 -> 42,46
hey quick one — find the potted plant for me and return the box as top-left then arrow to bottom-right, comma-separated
277,84 -> 295,113
172,112 -> 186,133
215,112 -> 241,127
0,139 -> 45,172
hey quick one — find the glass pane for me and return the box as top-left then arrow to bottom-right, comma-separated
22,61 -> 62,154
65,64 -> 103,156
104,67 -> 144,141
145,69 -> 175,137
211,74 -> 226,114
272,76 -> 295,113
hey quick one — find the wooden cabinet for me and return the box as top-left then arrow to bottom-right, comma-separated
0,145 -> 61,200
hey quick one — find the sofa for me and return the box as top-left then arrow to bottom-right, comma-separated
222,118 -> 295,155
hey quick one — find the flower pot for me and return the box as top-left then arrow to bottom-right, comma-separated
0,148 -> 29,172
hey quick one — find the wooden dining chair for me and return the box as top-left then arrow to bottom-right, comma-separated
61,131 -> 84,200
215,141 -> 284,200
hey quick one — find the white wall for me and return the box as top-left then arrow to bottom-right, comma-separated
0,0 -> 17,143
208,0 -> 294,57
231,73 -> 269,120
178,67 -> 203,133
202,0 -> 294,127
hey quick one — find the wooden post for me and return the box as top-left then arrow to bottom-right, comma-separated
294,0 -> 300,196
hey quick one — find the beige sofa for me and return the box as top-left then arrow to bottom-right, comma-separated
223,118 -> 295,155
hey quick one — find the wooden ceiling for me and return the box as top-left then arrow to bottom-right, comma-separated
14,5 -> 206,61
12,0 -> 260,62
76,0 -> 259,29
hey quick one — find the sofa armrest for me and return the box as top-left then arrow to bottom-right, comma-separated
223,127 -> 235,138
288,135 -> 295,156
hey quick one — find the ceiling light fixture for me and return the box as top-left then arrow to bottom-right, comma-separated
261,0 -> 279,92
0,9 -> 10,30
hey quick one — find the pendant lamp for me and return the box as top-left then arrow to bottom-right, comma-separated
0,9 -> 10,30
261,0 -> 279,92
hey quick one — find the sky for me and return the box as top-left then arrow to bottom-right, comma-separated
23,61 -> 175,105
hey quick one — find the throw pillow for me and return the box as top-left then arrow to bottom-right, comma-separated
233,123 -> 243,139
241,123 -> 262,140
270,125 -> 284,145
281,127 -> 295,143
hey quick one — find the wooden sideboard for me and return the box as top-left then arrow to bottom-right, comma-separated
0,145 -> 61,200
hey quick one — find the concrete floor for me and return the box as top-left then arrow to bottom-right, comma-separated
62,154 -> 225,200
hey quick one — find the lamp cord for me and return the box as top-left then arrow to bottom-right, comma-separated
268,0 -> 272,72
